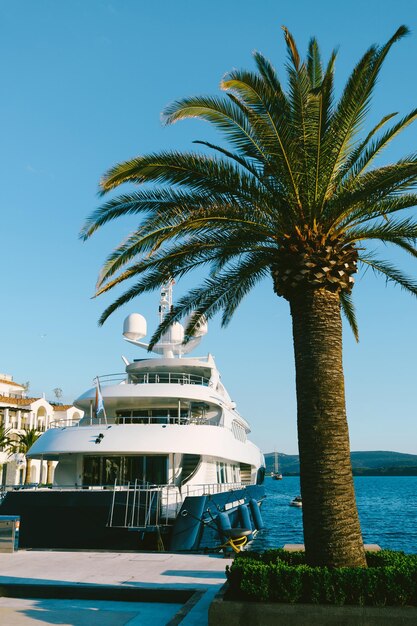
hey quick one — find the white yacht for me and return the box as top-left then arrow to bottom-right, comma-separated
0,282 -> 265,550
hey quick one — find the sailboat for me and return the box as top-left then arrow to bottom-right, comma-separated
272,448 -> 283,480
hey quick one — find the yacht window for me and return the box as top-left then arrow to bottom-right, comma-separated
83,455 -> 168,486
231,420 -> 247,443
216,462 -> 226,483
116,408 -> 190,424
218,462 -> 226,483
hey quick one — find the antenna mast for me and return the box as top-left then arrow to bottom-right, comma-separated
123,278 -> 207,357
159,279 -> 174,324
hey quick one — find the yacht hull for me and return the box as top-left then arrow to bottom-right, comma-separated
0,484 -> 265,551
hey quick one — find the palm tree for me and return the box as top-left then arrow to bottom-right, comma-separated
81,27 -> 417,567
15,429 -> 40,485
0,424 -> 12,453
0,425 -> 12,483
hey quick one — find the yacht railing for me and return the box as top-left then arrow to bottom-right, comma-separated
49,419 -> 82,428
107,481 -> 181,529
96,373 -> 126,385
1,481 -> 244,494
97,372 -> 212,387
107,481 -> 246,530
116,415 -> 219,426
180,481 -> 244,497
50,415 -> 221,428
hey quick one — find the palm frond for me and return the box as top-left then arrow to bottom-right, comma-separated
95,209 -> 275,291
162,95 -> 268,162
147,258 -> 271,347
312,49 -> 337,213
93,189 -> 277,288
335,193 -> 417,231
99,151 -> 262,199
359,254 -> 417,296
327,158 -> 417,230
340,291 -> 359,341
282,26 -> 301,70
81,188 -> 223,240
342,108 -> 417,184
346,217 -> 417,243
307,37 -> 323,88
337,112 -> 398,182
285,44 -> 316,211
252,50 -> 289,106
319,26 -> 409,209
221,67 -> 302,209
192,140 -> 266,184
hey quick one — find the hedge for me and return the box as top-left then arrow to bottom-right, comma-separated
225,550 -> 417,607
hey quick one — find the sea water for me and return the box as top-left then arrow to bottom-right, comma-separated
251,475 -> 417,553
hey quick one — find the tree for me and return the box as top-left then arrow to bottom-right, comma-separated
0,425 -> 12,485
53,387 -> 63,402
81,27 -> 417,567
15,429 -> 40,485
0,425 -> 12,452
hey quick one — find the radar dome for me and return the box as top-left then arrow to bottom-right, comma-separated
123,313 -> 147,340
161,321 -> 184,344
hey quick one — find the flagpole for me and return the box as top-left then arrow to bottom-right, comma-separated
99,377 -> 107,425
95,376 -> 107,426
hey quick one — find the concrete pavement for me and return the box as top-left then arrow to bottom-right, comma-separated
0,550 -> 232,625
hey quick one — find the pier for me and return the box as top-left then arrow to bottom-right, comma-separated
0,550 -> 232,625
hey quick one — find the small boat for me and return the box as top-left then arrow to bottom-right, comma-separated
290,495 -> 302,508
271,448 -> 283,480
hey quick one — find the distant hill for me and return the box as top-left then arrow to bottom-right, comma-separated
264,450 -> 417,476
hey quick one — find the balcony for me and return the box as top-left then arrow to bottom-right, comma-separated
50,411 -> 221,428
98,372 -> 212,387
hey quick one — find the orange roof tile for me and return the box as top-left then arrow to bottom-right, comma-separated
0,395 -> 40,406
0,379 -> 24,388
53,405 -> 75,411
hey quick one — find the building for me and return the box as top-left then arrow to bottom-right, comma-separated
0,374 -> 83,485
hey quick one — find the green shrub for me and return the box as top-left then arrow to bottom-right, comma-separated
225,550 -> 417,606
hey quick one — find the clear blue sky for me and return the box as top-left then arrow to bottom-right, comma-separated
1,0 -> 416,454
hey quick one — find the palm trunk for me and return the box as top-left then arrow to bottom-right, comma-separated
24,458 -> 32,485
289,289 -> 366,568
46,461 -> 54,485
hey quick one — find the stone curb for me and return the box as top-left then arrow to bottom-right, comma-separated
0,583 -> 195,604
209,582 -> 417,625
